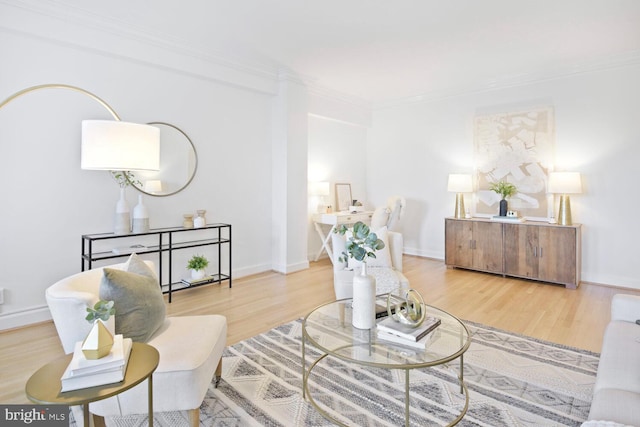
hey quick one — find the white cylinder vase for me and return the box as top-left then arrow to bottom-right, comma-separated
114,187 -> 131,235
352,263 -> 376,329
132,194 -> 149,233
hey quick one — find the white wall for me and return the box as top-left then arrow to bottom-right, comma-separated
307,115 -> 369,258
367,64 -> 640,289
0,8 -> 274,329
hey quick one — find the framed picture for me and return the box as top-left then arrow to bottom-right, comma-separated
474,106 -> 555,220
335,183 -> 352,212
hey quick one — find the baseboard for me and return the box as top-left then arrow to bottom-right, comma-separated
402,247 -> 444,260
0,305 -> 51,331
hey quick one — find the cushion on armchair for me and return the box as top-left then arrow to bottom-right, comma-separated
100,253 -> 166,342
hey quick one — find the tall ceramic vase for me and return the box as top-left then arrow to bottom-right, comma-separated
132,194 -> 149,233
114,187 -> 131,235
352,263 -> 376,329
499,198 -> 508,216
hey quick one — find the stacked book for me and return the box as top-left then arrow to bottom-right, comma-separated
376,316 -> 441,350
60,334 -> 133,392
180,275 -> 217,286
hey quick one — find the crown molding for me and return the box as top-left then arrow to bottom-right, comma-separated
1,0 -> 279,82
374,50 -> 640,110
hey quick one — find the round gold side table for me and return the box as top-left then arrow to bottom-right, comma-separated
26,342 -> 159,427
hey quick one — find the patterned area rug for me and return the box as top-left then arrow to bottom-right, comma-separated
99,319 -> 598,427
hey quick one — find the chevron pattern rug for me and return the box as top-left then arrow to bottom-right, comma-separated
103,319 -> 598,427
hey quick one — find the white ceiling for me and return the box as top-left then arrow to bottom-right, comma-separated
57,0 -> 640,104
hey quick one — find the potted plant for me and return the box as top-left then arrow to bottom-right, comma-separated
489,180 -> 517,216
334,221 -> 385,329
83,300 -> 115,359
187,254 -> 209,280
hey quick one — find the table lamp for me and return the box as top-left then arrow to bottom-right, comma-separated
447,174 -> 473,219
548,172 -> 582,225
309,181 -> 330,213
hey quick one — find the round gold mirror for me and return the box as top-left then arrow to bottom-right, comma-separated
130,122 -> 198,196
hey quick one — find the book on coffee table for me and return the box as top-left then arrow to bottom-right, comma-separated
376,329 -> 437,350
377,316 -> 441,342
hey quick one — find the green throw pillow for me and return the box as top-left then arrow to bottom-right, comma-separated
99,254 -> 166,342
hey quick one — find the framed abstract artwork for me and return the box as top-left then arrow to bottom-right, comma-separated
474,106 -> 555,219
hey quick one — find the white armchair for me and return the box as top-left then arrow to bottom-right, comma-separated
370,195 -> 406,232
46,259 -> 227,427
332,227 -> 409,299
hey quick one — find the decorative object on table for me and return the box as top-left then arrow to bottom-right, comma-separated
181,275 -> 217,287
183,213 -> 194,228
376,314 -> 441,350
194,209 -> 207,228
447,174 -> 473,219
61,334 -> 133,392
82,300 -> 115,359
349,200 -> 364,213
385,288 -> 426,327
334,221 -> 385,329
187,254 -> 209,280
548,171 -> 582,226
132,194 -> 149,233
111,171 -> 142,235
335,183 -> 352,212
489,180 -> 517,216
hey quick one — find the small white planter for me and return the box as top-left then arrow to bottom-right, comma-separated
191,269 -> 205,280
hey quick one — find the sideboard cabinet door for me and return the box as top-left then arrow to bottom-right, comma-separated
445,218 -> 503,273
503,223 -> 580,288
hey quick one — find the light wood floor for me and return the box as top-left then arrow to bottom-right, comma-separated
2,255 -> 638,405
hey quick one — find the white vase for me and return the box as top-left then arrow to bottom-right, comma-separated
132,194 -> 149,233
191,269 -> 205,280
114,187 -> 131,235
352,263 -> 376,329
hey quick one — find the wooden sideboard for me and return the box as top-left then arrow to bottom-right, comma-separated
445,217 -> 581,288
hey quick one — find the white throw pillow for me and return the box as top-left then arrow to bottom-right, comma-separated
347,226 -> 393,270
370,206 -> 391,229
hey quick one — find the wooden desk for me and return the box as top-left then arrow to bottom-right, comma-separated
312,211 -> 373,263
26,342 -> 159,427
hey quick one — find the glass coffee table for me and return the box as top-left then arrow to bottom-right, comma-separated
302,299 -> 470,427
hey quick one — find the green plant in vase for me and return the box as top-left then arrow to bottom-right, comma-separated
334,221 -> 385,329
489,180 -> 517,216
187,254 -> 209,280
334,221 -> 385,264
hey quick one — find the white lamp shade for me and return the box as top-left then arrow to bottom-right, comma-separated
447,174 -> 473,192
309,181 -> 330,196
548,172 -> 582,194
81,120 -> 160,171
145,180 -> 163,193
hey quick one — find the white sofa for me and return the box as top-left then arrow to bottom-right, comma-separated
583,294 -> 640,427
332,227 -> 409,299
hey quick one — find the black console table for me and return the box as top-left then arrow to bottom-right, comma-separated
81,224 -> 232,302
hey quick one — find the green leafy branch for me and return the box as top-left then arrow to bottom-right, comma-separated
85,300 -> 115,323
334,221 -> 385,263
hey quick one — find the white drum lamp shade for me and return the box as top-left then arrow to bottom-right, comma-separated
81,120 -> 160,171
448,174 -> 473,219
